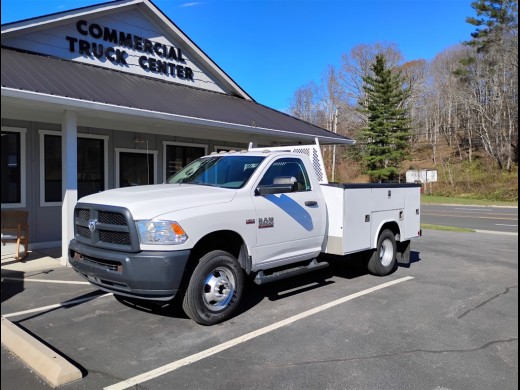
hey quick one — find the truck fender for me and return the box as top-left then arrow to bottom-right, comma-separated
372,220 -> 401,249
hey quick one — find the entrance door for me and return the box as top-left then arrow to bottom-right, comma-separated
164,143 -> 206,181
117,150 -> 156,187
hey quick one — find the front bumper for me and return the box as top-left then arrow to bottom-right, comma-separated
69,239 -> 190,301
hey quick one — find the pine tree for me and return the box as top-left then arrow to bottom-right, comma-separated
359,55 -> 411,182
465,0 -> 518,53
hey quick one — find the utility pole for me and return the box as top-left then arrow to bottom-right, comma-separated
331,106 -> 338,182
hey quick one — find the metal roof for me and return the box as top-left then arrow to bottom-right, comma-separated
1,48 -> 354,145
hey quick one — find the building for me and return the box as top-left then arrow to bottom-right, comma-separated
1,0 -> 353,264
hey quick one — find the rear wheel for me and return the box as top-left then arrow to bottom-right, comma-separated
367,229 -> 397,276
182,250 -> 244,325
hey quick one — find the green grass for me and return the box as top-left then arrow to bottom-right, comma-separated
421,195 -> 518,207
421,224 -> 475,233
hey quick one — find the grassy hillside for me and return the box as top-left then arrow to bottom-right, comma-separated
331,142 -> 518,203
406,143 -> 518,202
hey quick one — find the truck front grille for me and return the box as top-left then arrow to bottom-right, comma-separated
73,203 -> 140,252
99,230 -> 131,246
99,211 -> 127,225
77,225 -> 91,239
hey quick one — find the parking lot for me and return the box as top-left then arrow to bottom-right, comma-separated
1,229 -> 518,390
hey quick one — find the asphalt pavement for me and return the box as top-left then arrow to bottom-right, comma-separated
1,228 -> 518,390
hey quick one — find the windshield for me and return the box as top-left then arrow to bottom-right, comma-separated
167,155 -> 265,189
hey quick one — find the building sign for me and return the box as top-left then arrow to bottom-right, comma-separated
406,169 -> 438,183
65,20 -> 194,81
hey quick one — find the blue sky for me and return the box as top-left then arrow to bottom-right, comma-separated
1,0 -> 477,111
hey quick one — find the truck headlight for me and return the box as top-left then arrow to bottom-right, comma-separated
136,220 -> 188,245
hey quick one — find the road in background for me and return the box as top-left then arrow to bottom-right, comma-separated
421,204 -> 518,234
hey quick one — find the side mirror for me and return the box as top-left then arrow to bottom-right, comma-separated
255,176 -> 297,195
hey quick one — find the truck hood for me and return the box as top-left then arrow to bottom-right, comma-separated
78,184 -> 237,220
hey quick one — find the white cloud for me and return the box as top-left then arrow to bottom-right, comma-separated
179,2 -> 206,7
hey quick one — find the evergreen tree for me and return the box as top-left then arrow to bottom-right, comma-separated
465,0 -> 518,53
359,55 -> 411,182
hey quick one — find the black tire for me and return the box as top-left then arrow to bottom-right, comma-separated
367,229 -> 397,276
182,250 -> 244,325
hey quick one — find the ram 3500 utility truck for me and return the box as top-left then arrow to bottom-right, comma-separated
69,141 -> 421,325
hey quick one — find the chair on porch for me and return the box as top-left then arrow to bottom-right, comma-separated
1,210 -> 29,260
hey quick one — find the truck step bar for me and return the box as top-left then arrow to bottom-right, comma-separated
254,259 -> 329,285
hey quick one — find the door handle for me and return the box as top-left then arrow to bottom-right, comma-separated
305,201 -> 318,207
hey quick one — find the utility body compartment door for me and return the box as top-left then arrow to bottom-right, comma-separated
321,185 -> 372,255
251,156 -> 325,270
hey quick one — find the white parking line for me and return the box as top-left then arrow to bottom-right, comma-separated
2,293 -> 113,318
1,277 -> 90,285
454,208 -> 492,212
105,276 -> 414,390
475,230 -> 518,236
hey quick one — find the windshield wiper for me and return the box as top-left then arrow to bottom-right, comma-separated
190,181 -> 219,187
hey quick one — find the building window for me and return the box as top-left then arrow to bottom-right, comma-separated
39,131 -> 108,206
1,127 -> 26,207
119,152 -> 153,187
214,145 -> 245,153
78,137 -> 105,199
163,142 -> 207,182
44,135 -> 62,203
116,148 -> 158,188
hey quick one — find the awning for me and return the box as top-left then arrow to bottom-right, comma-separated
1,47 -> 354,145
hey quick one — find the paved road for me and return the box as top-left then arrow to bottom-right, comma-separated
421,204 -> 518,233
1,229 -> 517,390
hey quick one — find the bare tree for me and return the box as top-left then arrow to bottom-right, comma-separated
340,42 -> 404,111
289,82 -> 320,124
460,0 -> 518,170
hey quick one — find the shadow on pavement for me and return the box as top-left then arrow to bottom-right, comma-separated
1,269 -> 25,303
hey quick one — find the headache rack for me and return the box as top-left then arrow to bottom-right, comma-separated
248,138 -> 328,184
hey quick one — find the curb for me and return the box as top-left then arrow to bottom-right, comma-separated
1,316 -> 82,387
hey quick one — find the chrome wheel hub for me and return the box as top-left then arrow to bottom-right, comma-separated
203,267 -> 235,310
379,239 -> 394,267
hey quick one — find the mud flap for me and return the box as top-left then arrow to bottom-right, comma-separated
396,240 -> 411,264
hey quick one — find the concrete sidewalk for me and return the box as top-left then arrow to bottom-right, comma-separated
1,243 -> 64,273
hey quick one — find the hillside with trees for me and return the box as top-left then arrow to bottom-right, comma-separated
289,0 -> 518,201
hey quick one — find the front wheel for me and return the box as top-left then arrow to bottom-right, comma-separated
182,250 -> 244,325
367,229 -> 397,276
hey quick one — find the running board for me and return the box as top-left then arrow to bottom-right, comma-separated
254,259 -> 329,285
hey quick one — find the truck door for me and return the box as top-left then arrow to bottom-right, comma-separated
251,157 -> 325,268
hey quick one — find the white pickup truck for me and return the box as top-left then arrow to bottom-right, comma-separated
69,141 -> 421,325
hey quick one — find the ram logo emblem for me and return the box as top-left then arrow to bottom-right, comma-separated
258,217 -> 274,229
88,218 -> 98,233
